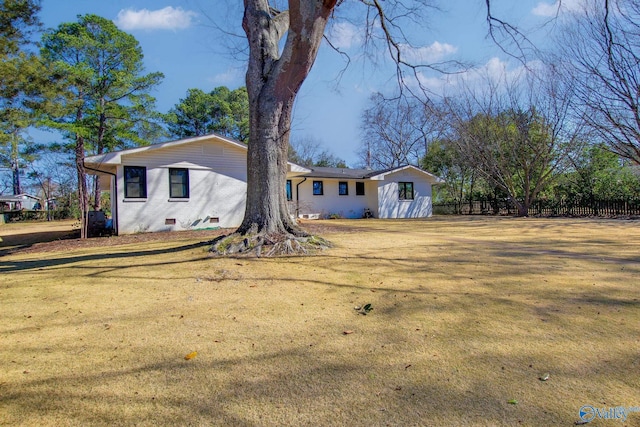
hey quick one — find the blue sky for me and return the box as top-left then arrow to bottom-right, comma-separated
36,0 -> 573,166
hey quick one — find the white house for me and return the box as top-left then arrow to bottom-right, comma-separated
0,193 -> 41,211
287,166 -> 443,220
84,134 -> 443,235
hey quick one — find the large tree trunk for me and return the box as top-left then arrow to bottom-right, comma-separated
75,105 -> 89,238
239,93 -> 303,236
11,159 -> 21,195
76,133 -> 88,238
10,133 -> 21,195
211,0 -> 337,255
93,108 -> 106,211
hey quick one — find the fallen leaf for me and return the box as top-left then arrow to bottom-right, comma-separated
507,399 -> 518,405
184,351 -> 198,360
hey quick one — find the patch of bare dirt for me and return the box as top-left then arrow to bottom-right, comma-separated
0,220 -> 354,257
1,228 -> 229,256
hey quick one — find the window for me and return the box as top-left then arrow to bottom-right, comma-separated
313,180 -> 324,195
286,180 -> 292,201
124,166 -> 147,198
169,168 -> 189,198
399,181 -> 414,200
338,181 -> 348,196
356,182 -> 365,196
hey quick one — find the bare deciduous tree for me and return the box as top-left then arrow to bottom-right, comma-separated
289,135 -> 345,168
446,69 -> 580,216
212,0 -> 527,255
555,0 -> 640,163
238,1 -> 336,243
215,0 -> 439,255
359,93 -> 443,169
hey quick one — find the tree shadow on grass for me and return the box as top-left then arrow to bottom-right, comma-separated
3,328 -> 637,426
0,229 -> 80,256
0,343 -> 516,425
0,240 -> 213,273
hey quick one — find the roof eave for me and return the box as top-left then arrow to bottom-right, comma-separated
84,133 -> 248,166
288,162 -> 312,173
368,165 -> 444,183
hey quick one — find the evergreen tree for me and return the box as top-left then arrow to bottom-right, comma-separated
41,14 -> 164,236
0,0 -> 42,195
165,86 -> 249,143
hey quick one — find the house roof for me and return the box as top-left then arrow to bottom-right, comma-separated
0,193 -> 40,202
366,165 -> 444,183
301,167 -> 376,179
84,133 -> 311,174
83,133 -> 442,183
303,165 -> 444,183
84,133 -> 248,165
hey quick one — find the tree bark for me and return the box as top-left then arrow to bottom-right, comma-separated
93,104 -> 106,211
11,159 -> 21,195
238,0 -> 336,238
76,133 -> 88,238
10,131 -> 21,195
75,106 -> 88,239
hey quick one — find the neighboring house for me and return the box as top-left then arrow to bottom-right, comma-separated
0,193 -> 41,211
84,133 -> 443,235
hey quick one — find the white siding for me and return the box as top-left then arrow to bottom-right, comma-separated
92,134 -> 440,232
292,178 -> 377,219
116,140 -> 247,233
123,140 -> 246,181
377,169 -> 434,218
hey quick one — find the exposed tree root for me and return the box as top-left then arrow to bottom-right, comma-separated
209,231 -> 331,257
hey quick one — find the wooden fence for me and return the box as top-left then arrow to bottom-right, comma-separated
434,198 -> 640,217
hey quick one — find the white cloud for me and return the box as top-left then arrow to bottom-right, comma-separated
209,68 -> 244,86
327,22 -> 362,50
414,57 -> 539,96
483,57 -> 510,81
400,41 -> 458,64
531,0 -> 586,17
459,57 -> 528,88
413,72 -> 451,94
114,7 -> 197,31
531,2 -> 559,17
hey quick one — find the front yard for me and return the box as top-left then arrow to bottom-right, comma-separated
1,217 -> 638,426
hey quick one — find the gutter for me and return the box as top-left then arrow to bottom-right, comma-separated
295,177 -> 307,219
83,163 -> 119,236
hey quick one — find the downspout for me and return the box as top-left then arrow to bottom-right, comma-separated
83,163 -> 119,236
295,177 -> 307,219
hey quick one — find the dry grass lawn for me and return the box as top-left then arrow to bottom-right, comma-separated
0,219 -> 79,249
1,217 -> 639,426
